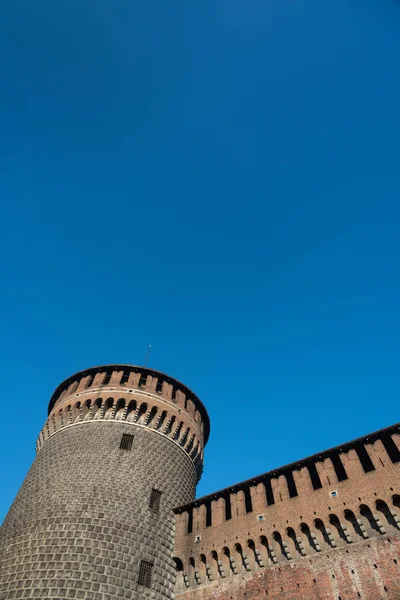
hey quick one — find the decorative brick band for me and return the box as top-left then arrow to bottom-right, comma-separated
38,393 -> 204,481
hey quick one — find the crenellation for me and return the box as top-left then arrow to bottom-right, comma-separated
76,375 -> 90,392
175,389 -> 186,410
109,369 -> 123,385
315,456 -> 339,488
341,448 -> 366,479
293,466 -> 314,496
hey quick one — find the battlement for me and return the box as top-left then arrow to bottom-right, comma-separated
172,422 -> 400,594
48,364 -> 210,443
175,422 -> 400,516
38,364 -> 210,483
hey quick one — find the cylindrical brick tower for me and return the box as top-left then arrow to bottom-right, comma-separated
0,365 -> 209,600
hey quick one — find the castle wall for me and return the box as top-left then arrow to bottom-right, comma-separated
173,427 -> 400,600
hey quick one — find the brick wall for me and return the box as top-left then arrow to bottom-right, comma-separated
173,426 -> 400,600
175,536 -> 400,600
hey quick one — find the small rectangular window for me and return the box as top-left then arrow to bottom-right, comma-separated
149,489 -> 162,513
120,434 -> 134,451
156,380 -> 163,393
138,560 -> 153,587
139,375 -> 147,388
171,388 -> 177,401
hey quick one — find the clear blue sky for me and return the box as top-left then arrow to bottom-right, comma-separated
1,0 -> 400,521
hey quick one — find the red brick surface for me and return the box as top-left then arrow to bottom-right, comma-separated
176,536 -> 400,600
174,428 -> 400,600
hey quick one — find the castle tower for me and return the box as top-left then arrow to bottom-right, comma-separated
0,365 -> 209,600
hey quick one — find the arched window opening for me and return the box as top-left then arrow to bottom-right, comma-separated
315,518 -> 333,548
190,442 -> 200,460
186,434 -> 195,453
260,535 -> 276,565
300,522 -> 317,553
114,398 -> 126,420
392,495 -> 400,509
211,550 -> 220,579
146,406 -> 158,427
234,543 -> 247,571
179,427 -> 190,447
360,504 -> 381,536
72,402 -> 81,422
103,397 -> 114,419
247,539 -> 259,569
82,399 -> 91,420
188,557 -> 196,587
126,399 -> 137,422
165,415 -> 176,435
376,500 -> 399,530
156,410 -> 167,431
273,531 -> 289,561
173,421 -> 183,441
222,547 -> 233,575
65,405 -> 72,424
174,557 -> 183,571
136,403 -> 148,425
287,527 -> 302,557
329,514 -> 349,544
199,554 -> 207,583
92,398 -> 103,419
344,509 -> 364,539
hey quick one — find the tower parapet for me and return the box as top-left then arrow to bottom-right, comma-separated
40,365 -> 210,481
